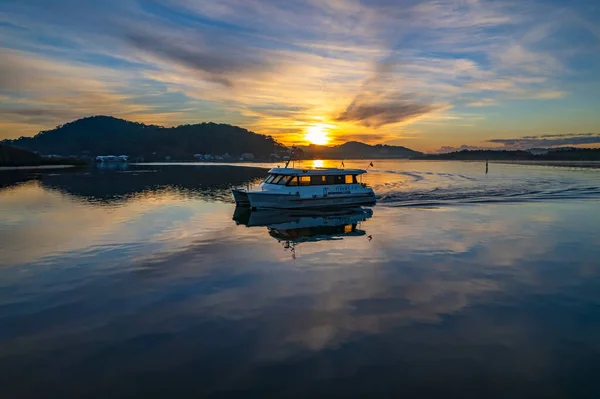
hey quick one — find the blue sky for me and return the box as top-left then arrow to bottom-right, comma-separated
0,0 -> 599,151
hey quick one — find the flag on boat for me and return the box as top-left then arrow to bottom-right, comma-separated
369,162 -> 374,167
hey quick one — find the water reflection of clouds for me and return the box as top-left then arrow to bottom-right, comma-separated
2,204 -> 600,396
4,166 -> 600,397
0,183 -> 235,266
119,202 -> 600,357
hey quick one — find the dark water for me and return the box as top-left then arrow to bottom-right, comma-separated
1,161 -> 600,398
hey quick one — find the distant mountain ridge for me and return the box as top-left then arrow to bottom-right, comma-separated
300,141 -> 422,159
2,116 -> 422,161
415,149 -> 600,161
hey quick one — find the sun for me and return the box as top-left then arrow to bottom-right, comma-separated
305,124 -> 330,145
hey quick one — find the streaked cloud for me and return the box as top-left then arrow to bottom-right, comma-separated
334,59 -> 445,127
437,132 -> 600,152
336,95 -> 438,128
467,98 -> 497,107
531,91 -> 567,100
488,133 -> 600,149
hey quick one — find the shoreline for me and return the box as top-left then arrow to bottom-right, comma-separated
0,165 -> 78,171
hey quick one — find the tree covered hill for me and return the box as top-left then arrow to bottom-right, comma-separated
2,116 -> 288,160
0,144 -> 44,166
0,144 -> 86,167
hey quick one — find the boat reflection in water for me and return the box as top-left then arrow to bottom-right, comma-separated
233,206 -> 374,259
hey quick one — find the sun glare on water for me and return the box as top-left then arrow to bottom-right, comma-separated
305,124 -> 330,145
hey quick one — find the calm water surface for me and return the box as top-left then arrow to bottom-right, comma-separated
1,161 -> 600,398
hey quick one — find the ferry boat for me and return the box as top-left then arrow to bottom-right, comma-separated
232,167 -> 376,209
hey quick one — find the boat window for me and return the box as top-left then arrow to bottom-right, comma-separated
271,175 -> 284,184
277,176 -> 292,185
333,175 -> 345,185
286,176 -> 298,186
282,174 -> 356,186
264,174 -> 276,183
299,176 -> 311,186
319,175 -> 345,185
310,175 -> 327,185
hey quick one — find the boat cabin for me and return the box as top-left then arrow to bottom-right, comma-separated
233,167 -> 375,208
262,168 -> 365,187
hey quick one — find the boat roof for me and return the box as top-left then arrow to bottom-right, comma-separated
267,167 -> 367,176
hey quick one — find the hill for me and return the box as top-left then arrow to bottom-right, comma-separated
540,148 -> 600,161
415,148 -> 600,161
2,116 -> 288,161
0,144 -> 87,167
300,141 -> 422,159
416,150 -> 535,161
0,144 -> 44,166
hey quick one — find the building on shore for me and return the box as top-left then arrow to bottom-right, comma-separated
96,155 -> 128,162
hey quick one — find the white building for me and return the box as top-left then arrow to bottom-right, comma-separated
96,155 -> 128,162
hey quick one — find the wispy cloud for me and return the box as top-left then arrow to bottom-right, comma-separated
467,98 -> 497,107
0,48 -> 199,137
488,133 -> 600,149
334,59 -> 446,128
336,95 -> 438,128
122,23 -> 276,88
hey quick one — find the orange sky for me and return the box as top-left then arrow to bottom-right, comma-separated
1,0 -> 600,152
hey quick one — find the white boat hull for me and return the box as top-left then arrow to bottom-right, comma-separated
245,191 -> 376,209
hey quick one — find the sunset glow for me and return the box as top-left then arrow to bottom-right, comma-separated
1,0 -> 599,152
305,125 -> 330,146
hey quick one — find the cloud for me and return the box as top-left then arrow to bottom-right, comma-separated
487,134 -> 600,149
467,98 -> 497,107
492,43 -> 563,75
530,91 -> 566,100
524,133 -> 598,139
0,49 -> 202,138
436,133 -> 600,153
334,59 -> 444,128
336,94 -> 438,128
0,108 -> 75,119
123,27 -> 273,88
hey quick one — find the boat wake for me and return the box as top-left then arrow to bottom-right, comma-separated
370,169 -> 600,207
